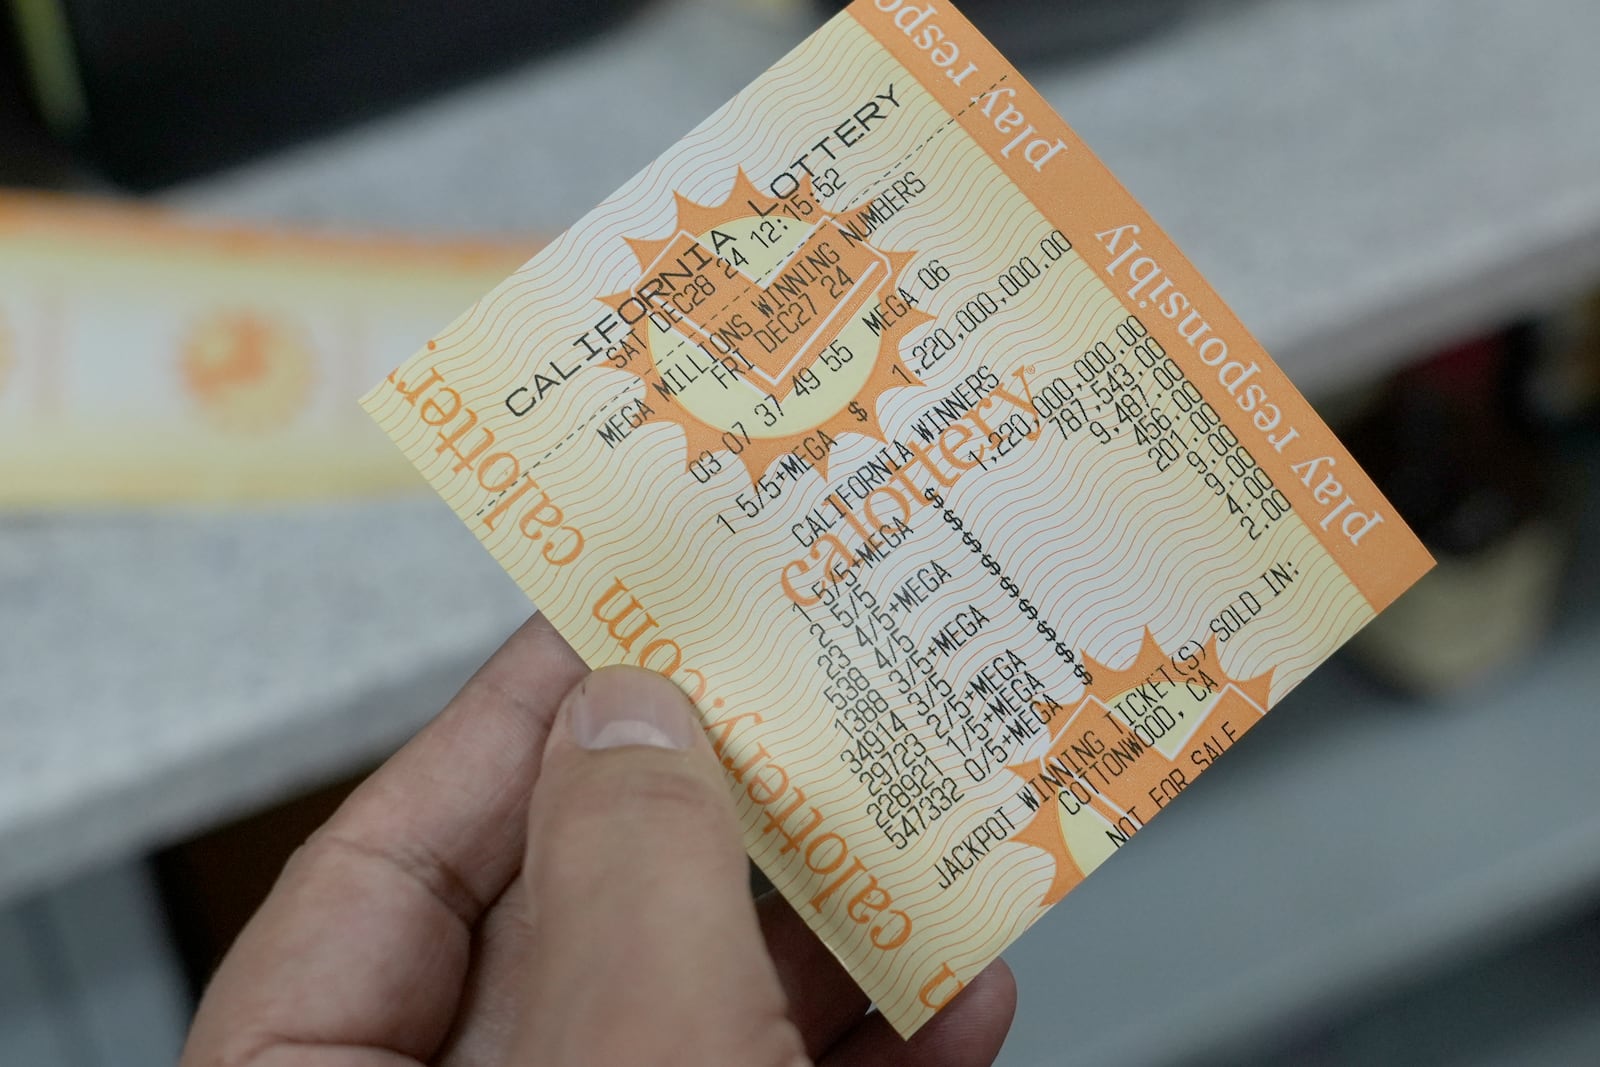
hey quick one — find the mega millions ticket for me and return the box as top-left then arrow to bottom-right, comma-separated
363,0 -> 1434,1036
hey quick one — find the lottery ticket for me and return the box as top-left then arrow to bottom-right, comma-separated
363,0 -> 1432,1035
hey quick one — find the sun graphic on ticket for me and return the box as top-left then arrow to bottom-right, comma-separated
602,170 -> 931,482
364,0 -> 1432,1037
1005,630 -> 1273,907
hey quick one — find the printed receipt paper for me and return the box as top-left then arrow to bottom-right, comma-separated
364,0 -> 1432,1036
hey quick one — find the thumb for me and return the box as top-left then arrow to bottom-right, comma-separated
513,666 -> 809,1067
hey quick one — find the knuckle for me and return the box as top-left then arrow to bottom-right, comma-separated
615,763 -> 732,822
536,761 -> 733,862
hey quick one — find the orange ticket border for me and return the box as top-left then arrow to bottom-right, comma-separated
848,0 -> 1431,611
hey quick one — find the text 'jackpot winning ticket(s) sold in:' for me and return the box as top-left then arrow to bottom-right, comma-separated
364,0 -> 1433,1037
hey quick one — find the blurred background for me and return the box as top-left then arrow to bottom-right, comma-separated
0,0 -> 1596,1063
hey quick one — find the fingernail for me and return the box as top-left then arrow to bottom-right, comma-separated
566,667 -> 698,751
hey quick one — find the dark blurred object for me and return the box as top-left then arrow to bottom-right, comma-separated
1507,292 -> 1600,435
2,0 -> 651,190
820,0 -> 1189,61
1341,334 -> 1570,695
0,9 -> 75,184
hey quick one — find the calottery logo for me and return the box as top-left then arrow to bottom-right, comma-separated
604,170 -> 932,481
180,311 -> 314,433
1007,631 -> 1272,906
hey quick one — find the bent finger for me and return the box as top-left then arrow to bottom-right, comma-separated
184,615 -> 584,1065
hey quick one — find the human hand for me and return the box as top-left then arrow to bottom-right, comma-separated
181,615 -> 1016,1065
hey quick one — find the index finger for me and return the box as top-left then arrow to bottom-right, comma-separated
183,613 -> 586,1065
